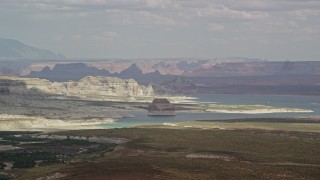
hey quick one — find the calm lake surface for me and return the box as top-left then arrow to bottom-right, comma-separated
101,94 -> 320,128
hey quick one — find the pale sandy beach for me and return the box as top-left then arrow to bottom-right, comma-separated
0,114 -> 113,131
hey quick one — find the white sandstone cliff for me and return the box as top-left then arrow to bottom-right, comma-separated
0,76 -> 154,98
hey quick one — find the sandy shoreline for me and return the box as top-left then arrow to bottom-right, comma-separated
0,95 -> 314,131
0,114 -> 114,131
204,108 -> 313,114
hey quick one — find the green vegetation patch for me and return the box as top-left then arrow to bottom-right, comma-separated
0,132 -> 116,170
23,139 -> 96,147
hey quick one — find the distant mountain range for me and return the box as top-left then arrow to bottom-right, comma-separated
0,38 -> 65,60
27,63 -> 174,83
27,60 -> 320,81
28,63 -> 110,82
17,60 -> 320,96
184,61 -> 320,77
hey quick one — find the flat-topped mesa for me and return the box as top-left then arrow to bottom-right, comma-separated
148,98 -> 175,116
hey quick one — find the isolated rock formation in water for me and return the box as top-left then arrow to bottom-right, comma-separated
148,98 -> 175,116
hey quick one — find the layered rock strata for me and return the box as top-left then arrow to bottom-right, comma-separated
0,76 -> 154,98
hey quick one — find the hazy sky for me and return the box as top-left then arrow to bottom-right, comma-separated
0,0 -> 319,60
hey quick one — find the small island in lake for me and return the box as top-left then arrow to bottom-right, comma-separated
148,98 -> 176,116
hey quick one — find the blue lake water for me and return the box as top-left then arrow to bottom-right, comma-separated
101,94 -> 320,128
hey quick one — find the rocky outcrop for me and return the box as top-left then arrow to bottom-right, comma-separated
148,98 -> 175,116
64,76 -> 154,97
118,63 -> 143,79
0,76 -> 155,99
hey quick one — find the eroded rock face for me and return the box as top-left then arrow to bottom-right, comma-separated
64,76 -> 152,97
0,76 -> 154,98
